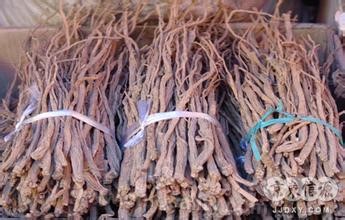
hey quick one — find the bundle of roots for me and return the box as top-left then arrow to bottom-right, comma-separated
117,3 -> 257,219
0,1 -> 344,219
0,4 -> 146,218
224,9 -> 345,219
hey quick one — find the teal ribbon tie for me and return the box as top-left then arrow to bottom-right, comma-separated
241,100 -> 344,161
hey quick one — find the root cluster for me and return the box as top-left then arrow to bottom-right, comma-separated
118,4 -> 256,219
224,10 -> 345,219
0,1 -> 343,219
0,5 -> 143,218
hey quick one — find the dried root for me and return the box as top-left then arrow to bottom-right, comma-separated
0,4 -> 143,218
224,9 -> 345,218
0,1 -> 343,219
118,3 -> 256,218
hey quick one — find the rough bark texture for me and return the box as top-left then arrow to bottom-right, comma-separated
224,7 -> 345,219
0,4 -> 146,217
0,1 -> 343,219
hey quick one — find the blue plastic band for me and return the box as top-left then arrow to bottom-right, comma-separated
242,100 -> 344,161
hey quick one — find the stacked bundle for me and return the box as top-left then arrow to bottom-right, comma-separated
118,4 -> 256,219
0,5 -> 143,218
224,10 -> 345,218
0,1 -> 343,219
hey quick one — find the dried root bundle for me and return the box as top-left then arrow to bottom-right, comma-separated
118,4 -> 257,219
0,1 -> 343,219
224,10 -> 345,218
0,5 -> 144,218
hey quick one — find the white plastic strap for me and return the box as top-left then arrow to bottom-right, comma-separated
123,100 -> 221,148
144,111 -> 220,127
4,84 -> 113,142
4,110 -> 113,142
4,84 -> 40,142
4,101 -> 37,142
